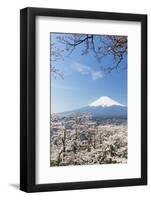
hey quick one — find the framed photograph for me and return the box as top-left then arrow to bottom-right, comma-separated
20,7 -> 147,192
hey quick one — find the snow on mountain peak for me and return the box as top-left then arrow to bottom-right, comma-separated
89,96 -> 125,107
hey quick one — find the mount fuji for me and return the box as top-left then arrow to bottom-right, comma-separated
58,96 -> 127,117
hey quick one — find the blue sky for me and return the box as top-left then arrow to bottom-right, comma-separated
51,33 -> 127,113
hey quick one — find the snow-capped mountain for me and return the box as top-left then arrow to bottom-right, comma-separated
58,96 -> 127,117
89,96 -> 125,107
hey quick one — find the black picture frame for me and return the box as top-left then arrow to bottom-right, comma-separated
20,7 -> 147,193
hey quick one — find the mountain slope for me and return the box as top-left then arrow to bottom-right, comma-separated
57,96 -> 127,117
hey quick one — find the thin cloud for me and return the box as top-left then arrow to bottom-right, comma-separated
91,71 -> 103,80
71,61 -> 103,80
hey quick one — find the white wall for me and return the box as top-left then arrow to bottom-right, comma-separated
0,0 -> 150,199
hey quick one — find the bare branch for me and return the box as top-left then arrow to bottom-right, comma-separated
50,33 -> 127,77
